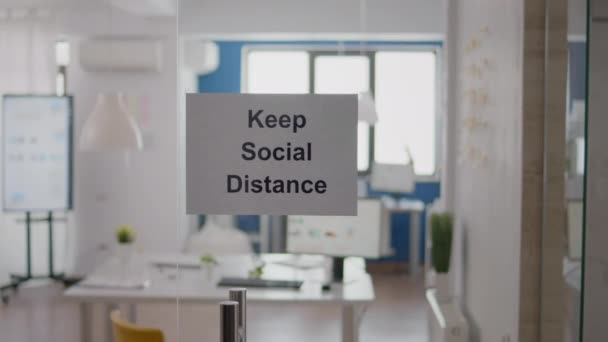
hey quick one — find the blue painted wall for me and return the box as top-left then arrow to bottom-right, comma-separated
198,40 -> 442,264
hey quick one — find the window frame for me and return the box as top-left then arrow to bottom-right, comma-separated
241,44 -> 442,181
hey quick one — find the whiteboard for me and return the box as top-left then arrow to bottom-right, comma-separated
287,199 -> 386,258
2,95 -> 72,211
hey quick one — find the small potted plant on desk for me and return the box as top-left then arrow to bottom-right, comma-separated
431,212 -> 453,302
115,225 -> 136,266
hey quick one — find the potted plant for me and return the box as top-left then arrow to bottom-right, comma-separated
115,225 -> 136,265
431,212 -> 453,301
248,265 -> 264,279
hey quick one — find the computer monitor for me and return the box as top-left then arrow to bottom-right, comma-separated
370,162 -> 415,194
286,198 -> 386,259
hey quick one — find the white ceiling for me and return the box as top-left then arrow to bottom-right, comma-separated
179,0 -> 445,38
0,0 -> 175,18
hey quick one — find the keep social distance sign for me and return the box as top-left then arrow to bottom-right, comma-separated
186,93 -> 357,215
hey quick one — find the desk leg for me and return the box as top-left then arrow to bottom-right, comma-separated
342,304 -> 367,342
127,303 -> 137,323
80,302 -> 92,342
410,212 -> 421,275
105,303 -> 118,342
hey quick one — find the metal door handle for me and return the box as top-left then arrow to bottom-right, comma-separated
220,301 -> 239,342
229,288 -> 247,342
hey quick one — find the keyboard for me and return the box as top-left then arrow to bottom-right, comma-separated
218,277 -> 303,289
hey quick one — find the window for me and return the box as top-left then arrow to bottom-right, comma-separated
245,46 -> 439,176
313,55 -> 372,172
375,51 -> 436,175
247,51 -> 309,94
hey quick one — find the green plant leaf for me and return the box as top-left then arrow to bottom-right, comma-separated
200,254 -> 218,265
431,212 -> 453,273
115,225 -> 136,244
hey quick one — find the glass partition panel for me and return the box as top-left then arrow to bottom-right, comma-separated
0,1 -> 586,342
561,1 -> 587,341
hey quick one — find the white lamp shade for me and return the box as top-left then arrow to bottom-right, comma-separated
358,91 -> 378,124
79,93 -> 143,151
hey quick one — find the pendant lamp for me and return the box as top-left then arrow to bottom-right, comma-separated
358,91 -> 378,124
79,93 -> 143,151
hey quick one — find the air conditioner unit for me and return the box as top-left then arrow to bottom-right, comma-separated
182,40 -> 219,75
79,39 -> 163,72
109,0 -> 176,17
427,289 -> 469,342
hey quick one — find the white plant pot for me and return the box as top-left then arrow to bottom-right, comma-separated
116,243 -> 134,267
435,272 -> 451,302
202,264 -> 216,280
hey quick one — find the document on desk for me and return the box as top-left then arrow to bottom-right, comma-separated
76,256 -> 150,289
77,276 -> 149,290
271,255 -> 327,270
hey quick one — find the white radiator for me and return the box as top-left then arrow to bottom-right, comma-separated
426,289 -> 469,342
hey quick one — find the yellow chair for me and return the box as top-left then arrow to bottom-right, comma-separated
110,310 -> 164,342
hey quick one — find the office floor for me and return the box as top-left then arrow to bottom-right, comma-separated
0,273 -> 427,342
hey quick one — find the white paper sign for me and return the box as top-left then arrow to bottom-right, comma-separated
186,93 -> 357,215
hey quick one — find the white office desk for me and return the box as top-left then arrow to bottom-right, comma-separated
64,253 -> 375,342
382,197 -> 426,275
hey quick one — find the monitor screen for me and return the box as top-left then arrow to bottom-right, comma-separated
2,95 -> 73,211
370,162 -> 415,194
287,199 -> 385,258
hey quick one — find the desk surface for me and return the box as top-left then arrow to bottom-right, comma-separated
64,254 -> 375,305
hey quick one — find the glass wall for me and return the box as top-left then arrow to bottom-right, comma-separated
561,0 -> 587,340
580,0 -> 608,340
0,1 -> 595,342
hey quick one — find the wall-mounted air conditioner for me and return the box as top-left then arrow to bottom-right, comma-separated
182,40 -> 219,75
79,39 -> 163,73
109,0 -> 176,17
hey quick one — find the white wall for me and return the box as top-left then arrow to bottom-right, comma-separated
58,8 -> 182,274
0,0 -> 185,281
445,1 -> 523,341
179,0 -> 444,39
0,15 -> 64,283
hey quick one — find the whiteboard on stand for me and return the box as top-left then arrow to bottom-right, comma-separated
2,95 -> 73,212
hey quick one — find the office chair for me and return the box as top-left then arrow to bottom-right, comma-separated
111,310 -> 164,342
